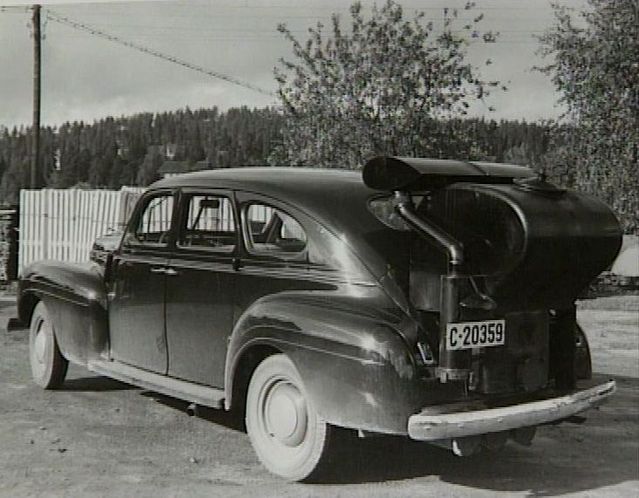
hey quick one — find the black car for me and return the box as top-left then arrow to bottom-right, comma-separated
17,157 -> 621,481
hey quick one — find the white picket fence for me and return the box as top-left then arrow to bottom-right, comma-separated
19,187 -> 144,275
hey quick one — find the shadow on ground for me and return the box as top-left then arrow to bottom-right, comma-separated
316,375 -> 638,495
140,391 -> 246,432
56,370 -> 638,496
152,374 -> 638,495
61,376 -> 137,392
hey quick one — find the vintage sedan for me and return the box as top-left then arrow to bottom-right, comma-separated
17,157 -> 621,481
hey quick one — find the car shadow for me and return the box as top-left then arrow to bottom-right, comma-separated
62,375 -> 138,392
139,391 -> 245,432
318,375 -> 639,495
67,371 -> 637,495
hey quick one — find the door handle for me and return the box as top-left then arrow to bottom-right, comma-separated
150,267 -> 166,274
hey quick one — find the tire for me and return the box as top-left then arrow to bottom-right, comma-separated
29,301 -> 68,389
245,354 -> 332,481
575,323 -> 593,380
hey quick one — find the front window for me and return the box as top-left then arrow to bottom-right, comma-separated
127,192 -> 174,246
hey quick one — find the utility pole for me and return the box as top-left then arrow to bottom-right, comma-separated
31,4 -> 41,189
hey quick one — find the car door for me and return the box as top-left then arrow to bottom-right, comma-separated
164,189 -> 237,387
108,189 -> 176,374
233,192 -> 315,318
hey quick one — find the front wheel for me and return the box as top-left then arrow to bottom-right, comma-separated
245,354 -> 332,481
29,301 -> 68,389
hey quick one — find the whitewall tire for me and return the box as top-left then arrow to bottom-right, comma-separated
245,353 -> 332,481
29,301 -> 68,389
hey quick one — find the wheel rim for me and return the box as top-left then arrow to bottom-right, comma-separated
262,380 -> 308,447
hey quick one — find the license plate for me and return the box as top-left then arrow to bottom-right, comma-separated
446,319 -> 505,350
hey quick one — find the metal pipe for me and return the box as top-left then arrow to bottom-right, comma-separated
392,191 -> 464,269
393,190 -> 468,383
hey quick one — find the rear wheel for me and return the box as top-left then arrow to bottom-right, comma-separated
245,353 -> 332,481
29,302 -> 68,389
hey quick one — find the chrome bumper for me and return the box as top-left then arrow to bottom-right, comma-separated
408,380 -> 616,441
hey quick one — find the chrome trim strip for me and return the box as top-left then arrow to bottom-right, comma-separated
408,380 -> 616,441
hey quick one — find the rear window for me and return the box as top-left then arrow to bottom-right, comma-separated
245,203 -> 307,255
368,196 -> 410,231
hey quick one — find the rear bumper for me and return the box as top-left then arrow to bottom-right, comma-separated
408,380 -> 616,441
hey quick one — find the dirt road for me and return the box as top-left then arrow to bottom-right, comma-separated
0,296 -> 637,497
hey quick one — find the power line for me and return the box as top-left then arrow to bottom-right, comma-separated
0,5 -> 30,14
70,22 -> 548,34
45,9 -> 273,97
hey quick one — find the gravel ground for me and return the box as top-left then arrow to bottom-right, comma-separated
0,297 -> 637,497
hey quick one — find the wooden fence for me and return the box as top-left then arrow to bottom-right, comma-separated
19,187 -> 143,275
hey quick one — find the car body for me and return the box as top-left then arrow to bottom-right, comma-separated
17,157 -> 622,481
89,230 -> 123,266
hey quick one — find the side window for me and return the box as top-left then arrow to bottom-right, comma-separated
245,203 -> 307,255
178,194 -> 236,252
127,193 -> 174,246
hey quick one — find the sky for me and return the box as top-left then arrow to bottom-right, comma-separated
0,0 -> 586,128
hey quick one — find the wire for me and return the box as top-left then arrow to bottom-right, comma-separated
0,6 -> 31,14
45,9 -> 273,97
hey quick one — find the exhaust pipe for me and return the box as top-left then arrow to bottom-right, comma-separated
186,403 -> 199,417
430,436 -> 482,456
433,429 -> 531,457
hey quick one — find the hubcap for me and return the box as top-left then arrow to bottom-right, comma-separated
263,381 -> 308,447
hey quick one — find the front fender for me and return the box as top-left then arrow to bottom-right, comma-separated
225,291 -> 431,434
19,260 -> 109,365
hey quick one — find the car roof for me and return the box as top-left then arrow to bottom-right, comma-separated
152,167 -> 379,231
153,167 -> 368,196
152,168 -> 396,277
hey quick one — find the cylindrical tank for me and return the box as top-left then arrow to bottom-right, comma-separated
418,180 -> 622,310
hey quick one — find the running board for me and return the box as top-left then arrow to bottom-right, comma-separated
88,359 -> 225,409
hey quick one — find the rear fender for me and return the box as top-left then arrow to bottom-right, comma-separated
225,292 -> 430,434
19,261 -> 109,366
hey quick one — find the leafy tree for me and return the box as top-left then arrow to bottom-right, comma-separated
537,0 -> 639,232
271,0 -> 502,168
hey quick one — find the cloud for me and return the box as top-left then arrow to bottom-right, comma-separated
0,0 -> 579,127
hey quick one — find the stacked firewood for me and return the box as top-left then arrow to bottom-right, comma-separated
0,209 -> 18,282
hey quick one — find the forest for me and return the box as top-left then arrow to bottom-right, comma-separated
0,105 -> 552,203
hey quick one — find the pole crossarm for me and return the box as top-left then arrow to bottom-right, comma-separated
45,9 -> 273,97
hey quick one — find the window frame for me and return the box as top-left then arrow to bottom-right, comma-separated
174,189 -> 239,255
122,189 -> 177,250
241,201 -> 308,261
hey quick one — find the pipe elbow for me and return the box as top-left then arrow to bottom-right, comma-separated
393,191 -> 464,268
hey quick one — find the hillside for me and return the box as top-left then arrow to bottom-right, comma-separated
0,107 -> 552,205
